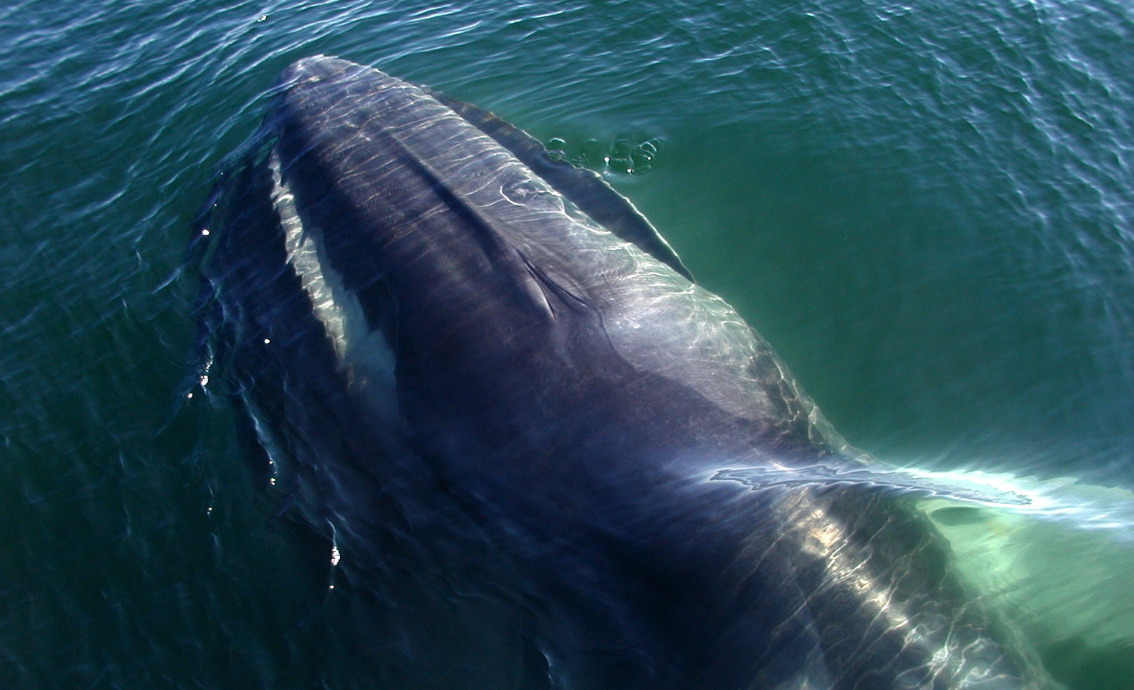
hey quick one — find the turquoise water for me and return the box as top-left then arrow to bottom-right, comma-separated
1,0 -> 1132,688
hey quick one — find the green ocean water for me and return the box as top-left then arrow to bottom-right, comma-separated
1,0 -> 1132,688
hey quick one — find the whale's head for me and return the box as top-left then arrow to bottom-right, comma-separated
253,56 -> 842,471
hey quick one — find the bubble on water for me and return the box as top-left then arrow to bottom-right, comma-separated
548,135 -> 662,175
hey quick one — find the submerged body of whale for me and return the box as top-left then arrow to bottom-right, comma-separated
193,56 -> 1056,689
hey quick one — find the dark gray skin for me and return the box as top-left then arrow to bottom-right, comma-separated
194,56 -> 1054,690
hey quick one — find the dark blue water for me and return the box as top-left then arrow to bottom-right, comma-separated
2,0 -> 1132,688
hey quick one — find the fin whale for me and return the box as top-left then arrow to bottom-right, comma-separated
193,56 -> 1055,689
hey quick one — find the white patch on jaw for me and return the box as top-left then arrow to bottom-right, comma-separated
271,152 -> 348,359
269,152 -> 399,422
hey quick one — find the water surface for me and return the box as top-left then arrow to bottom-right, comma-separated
1,0 -> 1132,687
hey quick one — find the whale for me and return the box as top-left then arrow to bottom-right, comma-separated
191,56 -> 1058,689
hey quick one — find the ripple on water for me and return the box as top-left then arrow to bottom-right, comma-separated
1,0 -> 1133,688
